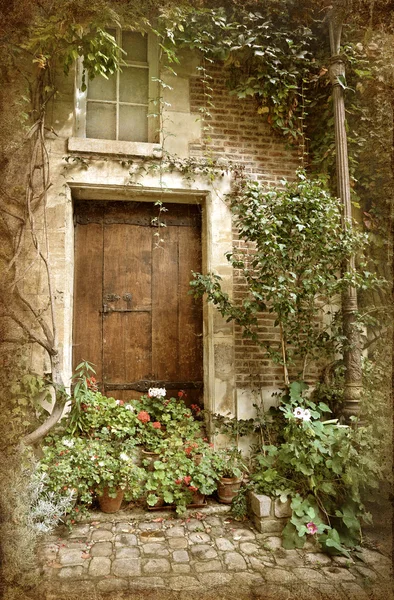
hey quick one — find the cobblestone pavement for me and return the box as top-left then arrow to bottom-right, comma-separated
36,503 -> 393,600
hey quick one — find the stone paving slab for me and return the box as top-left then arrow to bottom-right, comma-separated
35,504 -> 392,600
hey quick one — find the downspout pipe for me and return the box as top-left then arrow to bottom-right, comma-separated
328,9 -> 363,421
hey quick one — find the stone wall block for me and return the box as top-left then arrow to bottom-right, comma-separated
274,497 -> 292,518
249,492 -> 272,518
252,517 -> 286,535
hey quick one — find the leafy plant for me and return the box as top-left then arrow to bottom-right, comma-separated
27,469 -> 76,533
145,439 -> 220,515
1,366 -> 54,449
251,381 -> 380,555
211,447 -> 249,480
39,434 -> 145,522
133,389 -> 202,445
191,171 -> 377,383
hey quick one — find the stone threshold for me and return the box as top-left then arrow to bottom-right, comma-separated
77,498 -> 232,524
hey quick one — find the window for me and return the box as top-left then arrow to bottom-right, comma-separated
72,29 -> 159,154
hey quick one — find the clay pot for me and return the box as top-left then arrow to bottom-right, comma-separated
188,490 -> 206,507
217,477 -> 242,504
141,448 -> 160,471
194,454 -> 203,466
98,487 -> 124,513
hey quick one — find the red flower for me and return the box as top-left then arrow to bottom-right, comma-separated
209,443 -> 214,448
86,376 -> 98,391
189,486 -> 198,492
183,476 -> 191,485
190,404 -> 201,413
137,410 -> 151,423
152,421 -> 161,429
175,478 -> 183,485
178,390 -> 186,398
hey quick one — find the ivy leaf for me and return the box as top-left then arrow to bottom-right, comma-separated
282,522 -> 305,549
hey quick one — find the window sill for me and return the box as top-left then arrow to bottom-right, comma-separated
68,137 -> 162,158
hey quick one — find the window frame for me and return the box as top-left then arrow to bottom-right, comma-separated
70,29 -> 160,156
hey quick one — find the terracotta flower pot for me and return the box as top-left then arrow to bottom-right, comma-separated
141,448 -> 160,471
194,454 -> 203,466
188,489 -> 206,507
217,477 -> 243,504
147,496 -> 165,510
98,487 -> 124,513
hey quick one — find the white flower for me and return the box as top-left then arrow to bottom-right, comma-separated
115,400 -> 121,405
293,407 -> 304,419
98,461 -> 105,466
148,387 -> 166,398
302,409 -> 311,422
119,453 -> 130,461
125,404 -> 135,412
62,439 -> 74,448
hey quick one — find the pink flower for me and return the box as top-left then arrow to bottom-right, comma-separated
189,486 -> 198,492
306,522 -> 318,535
152,421 -> 161,429
137,410 -> 150,423
183,476 -> 191,485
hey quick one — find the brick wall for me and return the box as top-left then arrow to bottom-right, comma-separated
189,66 -> 305,389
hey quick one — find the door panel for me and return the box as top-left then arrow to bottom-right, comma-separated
152,226 -> 179,381
73,221 -> 103,381
178,223 -> 203,381
73,200 -> 203,406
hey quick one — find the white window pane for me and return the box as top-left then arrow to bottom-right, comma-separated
119,105 -> 148,142
119,68 -> 149,104
86,103 -> 116,139
122,31 -> 147,62
87,73 -> 116,101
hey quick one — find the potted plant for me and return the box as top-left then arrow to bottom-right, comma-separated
144,438 -> 220,515
40,432 -> 146,516
213,447 -> 248,504
134,388 -> 203,440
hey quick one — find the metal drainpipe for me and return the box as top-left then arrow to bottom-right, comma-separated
328,11 -> 363,422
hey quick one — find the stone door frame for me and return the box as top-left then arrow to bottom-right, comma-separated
62,175 -> 236,427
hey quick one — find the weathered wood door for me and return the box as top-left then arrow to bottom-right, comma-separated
73,200 -> 203,405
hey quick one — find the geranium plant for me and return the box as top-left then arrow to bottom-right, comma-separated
145,438 -> 220,514
133,388 -> 202,446
39,434 -> 146,521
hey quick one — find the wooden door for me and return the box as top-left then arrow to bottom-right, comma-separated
73,200 -> 203,406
